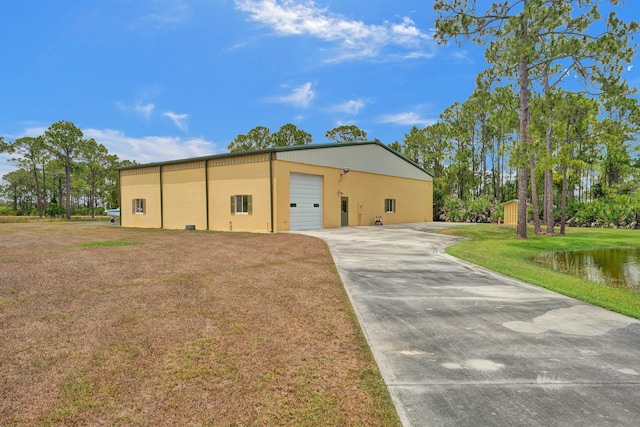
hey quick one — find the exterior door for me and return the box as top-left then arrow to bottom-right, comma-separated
341,197 -> 349,226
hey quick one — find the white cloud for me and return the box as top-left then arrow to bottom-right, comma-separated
330,99 -> 365,116
272,82 -> 315,108
163,111 -> 190,132
135,102 -> 155,119
83,128 -> 219,164
449,49 -> 472,63
0,159 -> 13,182
226,41 -> 250,51
379,112 -> 436,127
0,126 -> 48,180
117,101 -> 156,119
141,0 -> 192,28
235,0 -> 433,62
2,126 -> 221,183
22,126 -> 48,138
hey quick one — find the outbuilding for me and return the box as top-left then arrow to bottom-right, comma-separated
502,199 -> 532,226
502,200 -> 519,226
118,141 -> 433,232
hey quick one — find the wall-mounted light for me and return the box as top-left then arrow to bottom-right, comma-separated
339,167 -> 350,181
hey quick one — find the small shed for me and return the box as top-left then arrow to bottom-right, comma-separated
502,199 -> 531,226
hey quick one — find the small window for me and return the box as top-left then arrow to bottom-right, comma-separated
384,198 -> 396,213
231,195 -> 252,215
133,199 -> 145,214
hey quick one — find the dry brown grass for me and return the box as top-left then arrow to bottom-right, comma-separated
0,223 -> 399,426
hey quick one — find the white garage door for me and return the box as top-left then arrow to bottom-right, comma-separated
289,173 -> 322,230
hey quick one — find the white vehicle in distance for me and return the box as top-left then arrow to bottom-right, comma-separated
105,208 -> 120,223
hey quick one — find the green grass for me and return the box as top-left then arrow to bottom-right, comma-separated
0,215 -> 111,223
440,224 -> 640,319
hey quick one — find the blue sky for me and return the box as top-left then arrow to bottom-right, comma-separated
1,0 -> 638,180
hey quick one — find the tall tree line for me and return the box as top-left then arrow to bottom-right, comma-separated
1,121 -> 131,219
429,0 -> 639,237
393,81 -> 639,231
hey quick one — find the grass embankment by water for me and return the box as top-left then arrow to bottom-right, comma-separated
440,224 -> 640,320
0,223 -> 399,426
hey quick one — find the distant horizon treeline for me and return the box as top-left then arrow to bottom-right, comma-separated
0,121 -> 136,219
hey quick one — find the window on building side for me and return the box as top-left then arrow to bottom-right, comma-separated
133,199 -> 145,214
385,198 -> 396,213
231,195 -> 252,214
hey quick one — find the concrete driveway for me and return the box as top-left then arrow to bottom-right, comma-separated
299,223 -> 640,427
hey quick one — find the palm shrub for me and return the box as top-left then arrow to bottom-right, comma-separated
441,196 -> 467,222
468,196 -> 496,223
440,196 -> 503,223
569,195 -> 640,228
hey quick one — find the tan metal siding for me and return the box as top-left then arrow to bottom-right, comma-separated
120,168 -> 162,228
208,161 -> 272,232
162,162 -> 207,230
272,159 -> 432,231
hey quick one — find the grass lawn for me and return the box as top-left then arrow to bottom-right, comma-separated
0,223 -> 399,426
440,224 -> 640,320
0,215 -> 112,223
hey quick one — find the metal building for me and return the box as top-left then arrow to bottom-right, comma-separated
118,141 -> 433,232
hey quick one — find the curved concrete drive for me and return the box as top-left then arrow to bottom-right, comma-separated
299,223 -> 640,427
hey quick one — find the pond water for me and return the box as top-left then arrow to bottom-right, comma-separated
533,247 -> 640,292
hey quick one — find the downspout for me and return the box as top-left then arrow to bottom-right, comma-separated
204,160 -> 210,230
159,165 -> 164,229
269,151 -> 274,233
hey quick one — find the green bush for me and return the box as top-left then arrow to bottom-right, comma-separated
440,196 -> 503,223
46,203 -> 65,217
440,197 -> 466,222
437,193 -> 639,228
71,207 -> 92,215
554,201 -> 584,224
568,195 -> 640,229
0,205 -> 19,216
468,196 -> 498,223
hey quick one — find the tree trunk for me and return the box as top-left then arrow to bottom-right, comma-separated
543,70 -> 555,234
42,164 -> 48,216
516,52 -> 529,239
497,135 -> 503,201
90,176 -> 96,219
560,119 -> 572,235
481,119 -> 487,196
65,158 -> 72,221
33,167 -> 44,218
529,153 -> 541,234
12,184 -> 18,211
560,165 -> 568,235
544,165 -> 554,233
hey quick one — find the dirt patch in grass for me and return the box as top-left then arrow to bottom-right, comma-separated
0,223 -> 399,426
